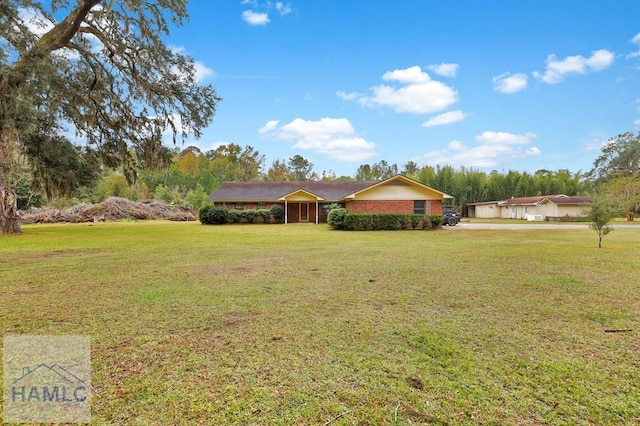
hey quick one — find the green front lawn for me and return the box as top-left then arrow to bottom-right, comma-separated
1,222 -> 639,424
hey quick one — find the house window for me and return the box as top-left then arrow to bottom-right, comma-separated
414,200 -> 426,214
234,203 -> 244,210
257,202 -> 266,209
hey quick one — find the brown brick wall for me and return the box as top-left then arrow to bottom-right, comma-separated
346,199 -> 443,215
429,200 -> 443,215
346,200 -> 414,214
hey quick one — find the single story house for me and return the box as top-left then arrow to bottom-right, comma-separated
467,195 -> 592,221
207,174 -> 453,224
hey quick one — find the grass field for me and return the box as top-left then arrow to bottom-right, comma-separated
1,221 -> 639,425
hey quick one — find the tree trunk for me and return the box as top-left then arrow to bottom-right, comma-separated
0,144 -> 21,234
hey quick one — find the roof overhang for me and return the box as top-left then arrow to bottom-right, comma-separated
277,188 -> 325,201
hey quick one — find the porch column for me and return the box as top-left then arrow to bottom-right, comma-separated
315,200 -> 319,224
284,200 -> 288,224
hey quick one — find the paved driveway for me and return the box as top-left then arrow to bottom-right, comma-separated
443,222 -> 640,230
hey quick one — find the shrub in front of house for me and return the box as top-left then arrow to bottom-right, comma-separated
429,214 -> 443,228
332,212 -> 443,231
227,210 -> 243,223
410,214 -> 422,229
257,209 -> 271,223
270,205 -> 285,223
199,206 -> 229,225
243,209 -> 258,223
200,207 -> 282,225
327,208 -> 348,230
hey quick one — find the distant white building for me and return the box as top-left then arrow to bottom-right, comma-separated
467,195 -> 592,221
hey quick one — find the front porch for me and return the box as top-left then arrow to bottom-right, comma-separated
279,189 -> 325,224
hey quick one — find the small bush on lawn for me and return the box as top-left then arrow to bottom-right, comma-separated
199,206 -> 228,225
328,208 -> 348,230
270,205 -> 285,223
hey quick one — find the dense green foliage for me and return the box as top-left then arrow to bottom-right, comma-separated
331,213 -> 442,231
200,207 -> 277,225
327,208 -> 348,229
270,204 -> 285,223
588,131 -> 640,183
199,206 -> 228,225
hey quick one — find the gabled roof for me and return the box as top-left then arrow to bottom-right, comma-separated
277,188 -> 325,201
342,174 -> 454,199
207,180 -> 376,202
207,175 -> 452,202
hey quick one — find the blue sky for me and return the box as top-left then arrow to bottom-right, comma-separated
168,1 -> 640,177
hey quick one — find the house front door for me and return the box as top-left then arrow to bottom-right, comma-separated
299,203 -> 309,222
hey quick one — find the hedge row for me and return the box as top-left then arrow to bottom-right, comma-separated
328,209 -> 443,230
199,205 -> 285,225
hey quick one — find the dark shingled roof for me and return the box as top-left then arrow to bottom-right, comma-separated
207,181 -> 378,202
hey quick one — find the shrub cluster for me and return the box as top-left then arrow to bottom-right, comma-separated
199,206 -> 279,225
329,212 -> 443,230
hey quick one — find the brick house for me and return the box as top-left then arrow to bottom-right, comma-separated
207,174 -> 452,224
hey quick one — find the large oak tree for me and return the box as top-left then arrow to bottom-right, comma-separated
0,0 -> 219,233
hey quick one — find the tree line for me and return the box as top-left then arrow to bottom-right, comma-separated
11,131 -> 640,222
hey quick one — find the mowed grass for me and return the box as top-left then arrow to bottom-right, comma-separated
1,222 -> 639,425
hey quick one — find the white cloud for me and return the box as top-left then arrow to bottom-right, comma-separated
351,66 -> 458,114
241,1 -> 291,24
242,10 -> 270,25
476,131 -> 536,145
258,117 -> 377,162
258,120 -> 280,134
493,72 -> 528,94
194,62 -> 215,82
422,110 -> 467,127
635,118 -> 640,128
427,63 -> 459,78
415,131 -> 540,168
275,2 -> 292,15
336,90 -> 360,101
533,49 -> 615,84
627,33 -> 640,58
382,66 -> 431,84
